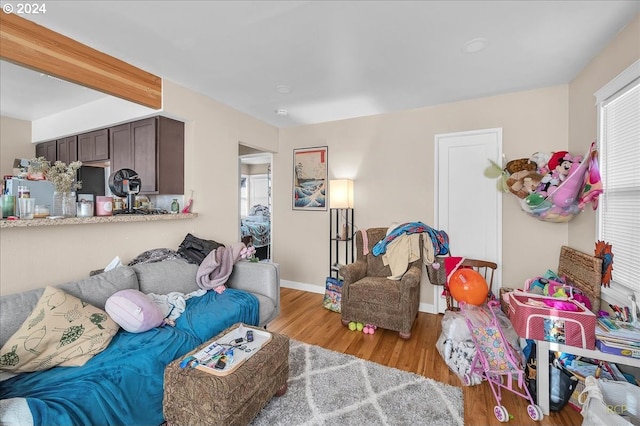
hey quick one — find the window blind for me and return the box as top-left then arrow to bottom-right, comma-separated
598,77 -> 640,293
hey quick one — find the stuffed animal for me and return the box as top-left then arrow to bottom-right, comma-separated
506,170 -> 544,199
529,152 -> 552,175
548,154 -> 584,208
536,152 -> 583,197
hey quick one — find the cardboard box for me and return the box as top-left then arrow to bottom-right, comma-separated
508,290 -> 596,349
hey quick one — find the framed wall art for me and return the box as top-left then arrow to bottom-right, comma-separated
293,146 -> 328,210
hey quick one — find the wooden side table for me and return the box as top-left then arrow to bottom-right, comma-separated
163,324 -> 289,425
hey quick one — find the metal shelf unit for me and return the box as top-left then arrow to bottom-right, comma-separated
329,208 -> 354,278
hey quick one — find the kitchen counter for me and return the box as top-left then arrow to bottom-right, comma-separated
0,212 -> 198,228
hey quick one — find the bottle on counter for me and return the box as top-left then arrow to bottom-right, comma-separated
18,186 -> 30,198
171,199 -> 180,214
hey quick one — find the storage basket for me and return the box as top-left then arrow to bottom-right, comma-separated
500,287 -> 516,316
558,246 -> 602,313
427,256 -> 448,285
579,376 -> 640,426
507,290 -> 596,349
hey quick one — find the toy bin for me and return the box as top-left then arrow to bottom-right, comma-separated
507,291 -> 596,349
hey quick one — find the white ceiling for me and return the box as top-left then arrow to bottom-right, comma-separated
2,1 -> 638,128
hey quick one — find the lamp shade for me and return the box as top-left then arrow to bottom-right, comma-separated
329,179 -> 354,208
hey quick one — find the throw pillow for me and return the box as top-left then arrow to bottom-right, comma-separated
0,286 -> 119,373
105,289 -> 165,333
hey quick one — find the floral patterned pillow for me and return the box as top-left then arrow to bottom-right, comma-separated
0,286 -> 119,372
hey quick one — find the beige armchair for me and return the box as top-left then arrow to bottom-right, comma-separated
339,227 -> 422,339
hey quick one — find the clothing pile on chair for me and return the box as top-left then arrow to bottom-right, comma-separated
369,221 -> 449,279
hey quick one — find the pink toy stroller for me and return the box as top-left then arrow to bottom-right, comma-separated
460,301 -> 544,422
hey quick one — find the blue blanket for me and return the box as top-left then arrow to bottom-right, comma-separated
0,288 -> 259,426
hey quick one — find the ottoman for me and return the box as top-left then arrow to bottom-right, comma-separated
163,324 -> 289,426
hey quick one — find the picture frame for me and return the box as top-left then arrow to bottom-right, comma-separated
292,146 -> 328,210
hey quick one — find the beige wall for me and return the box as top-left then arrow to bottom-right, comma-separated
1,116 -> 33,176
0,80 -> 278,296
275,86 -> 570,306
567,15 -> 640,253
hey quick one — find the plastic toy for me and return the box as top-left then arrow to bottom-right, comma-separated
363,324 -> 377,334
460,301 -> 544,422
348,321 -> 364,332
449,269 -> 489,306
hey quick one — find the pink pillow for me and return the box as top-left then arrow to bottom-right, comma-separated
105,289 -> 164,333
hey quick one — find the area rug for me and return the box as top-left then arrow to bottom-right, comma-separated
250,340 -> 464,426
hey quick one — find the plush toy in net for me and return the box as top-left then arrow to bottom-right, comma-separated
449,269 -> 489,306
519,142 -> 602,223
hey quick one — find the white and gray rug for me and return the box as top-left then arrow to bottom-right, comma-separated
250,340 -> 464,426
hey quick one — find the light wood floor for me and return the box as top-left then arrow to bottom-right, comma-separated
267,288 -> 582,426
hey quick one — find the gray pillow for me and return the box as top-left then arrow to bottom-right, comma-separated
0,267 -> 139,349
0,288 -> 44,349
133,259 -> 199,295
57,266 -> 139,310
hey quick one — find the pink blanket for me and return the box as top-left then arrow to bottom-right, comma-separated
196,243 -> 246,293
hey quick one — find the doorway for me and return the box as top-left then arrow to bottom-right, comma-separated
239,144 -> 273,261
433,128 -> 503,313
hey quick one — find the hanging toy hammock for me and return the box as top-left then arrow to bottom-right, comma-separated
494,142 -> 603,223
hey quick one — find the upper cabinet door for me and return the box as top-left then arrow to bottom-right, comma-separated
131,118 -> 157,193
109,123 -> 133,173
56,136 -> 78,164
35,140 -> 57,163
78,129 -> 109,162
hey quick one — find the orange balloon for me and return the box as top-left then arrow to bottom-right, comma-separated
449,268 -> 489,305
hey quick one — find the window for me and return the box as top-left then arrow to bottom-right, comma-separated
595,60 -> 640,302
240,175 -> 248,217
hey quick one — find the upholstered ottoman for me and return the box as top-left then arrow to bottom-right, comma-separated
163,324 -> 289,426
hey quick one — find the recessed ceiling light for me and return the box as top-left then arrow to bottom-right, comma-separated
275,85 -> 292,94
276,109 -> 288,116
463,38 -> 488,53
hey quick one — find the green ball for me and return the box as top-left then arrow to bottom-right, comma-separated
348,322 -> 357,331
356,322 -> 364,332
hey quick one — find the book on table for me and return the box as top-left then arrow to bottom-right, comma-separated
596,319 -> 640,341
595,319 -> 640,359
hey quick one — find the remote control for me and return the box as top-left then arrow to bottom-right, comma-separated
246,330 -> 254,342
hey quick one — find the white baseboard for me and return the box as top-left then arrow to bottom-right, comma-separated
281,280 -> 438,314
281,280 -> 325,294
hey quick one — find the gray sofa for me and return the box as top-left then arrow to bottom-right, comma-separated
0,258 -> 280,425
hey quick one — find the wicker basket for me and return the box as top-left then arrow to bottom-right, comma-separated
558,246 -> 602,313
427,257 -> 448,285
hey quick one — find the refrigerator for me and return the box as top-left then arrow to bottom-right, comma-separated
5,179 -> 55,207
5,167 -> 105,207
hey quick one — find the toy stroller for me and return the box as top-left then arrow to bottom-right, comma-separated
460,301 -> 544,422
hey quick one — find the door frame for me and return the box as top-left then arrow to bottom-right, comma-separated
239,151 -> 274,260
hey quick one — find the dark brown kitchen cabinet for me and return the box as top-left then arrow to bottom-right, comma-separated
78,129 -> 109,162
56,136 -> 78,164
35,140 -> 57,163
109,116 -> 184,194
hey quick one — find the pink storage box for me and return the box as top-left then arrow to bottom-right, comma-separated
508,290 -> 596,349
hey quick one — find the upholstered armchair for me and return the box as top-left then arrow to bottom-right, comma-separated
339,227 -> 422,339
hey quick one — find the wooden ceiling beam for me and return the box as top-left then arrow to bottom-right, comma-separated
0,13 -> 162,109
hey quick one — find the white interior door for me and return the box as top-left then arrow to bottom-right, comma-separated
434,128 -> 503,313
